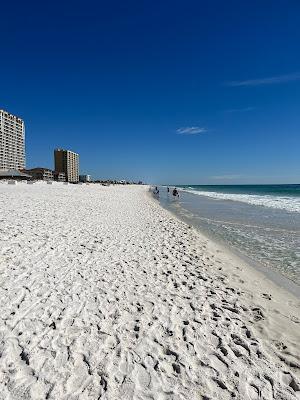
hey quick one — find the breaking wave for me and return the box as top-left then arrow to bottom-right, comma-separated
181,189 -> 300,213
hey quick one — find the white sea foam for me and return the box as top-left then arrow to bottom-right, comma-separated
181,189 -> 300,213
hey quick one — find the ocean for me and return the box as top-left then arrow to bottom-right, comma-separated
157,184 -> 300,288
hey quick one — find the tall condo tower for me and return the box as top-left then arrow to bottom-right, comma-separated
54,148 -> 79,183
0,109 -> 25,170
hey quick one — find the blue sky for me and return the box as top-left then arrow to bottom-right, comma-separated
1,0 -> 300,184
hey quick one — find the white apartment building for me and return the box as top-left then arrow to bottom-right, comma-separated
0,109 -> 25,170
79,174 -> 91,183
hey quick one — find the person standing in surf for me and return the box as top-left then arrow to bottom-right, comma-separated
172,188 -> 179,197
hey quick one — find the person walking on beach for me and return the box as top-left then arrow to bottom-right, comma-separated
167,187 -> 170,193
153,186 -> 159,195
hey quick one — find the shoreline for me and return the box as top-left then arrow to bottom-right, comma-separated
155,186 -> 300,298
150,188 -> 300,306
0,184 -> 299,399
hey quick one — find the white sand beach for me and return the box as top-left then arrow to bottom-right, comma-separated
0,183 -> 299,400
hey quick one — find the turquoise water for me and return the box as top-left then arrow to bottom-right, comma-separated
158,185 -> 300,287
176,184 -> 300,213
178,184 -> 300,197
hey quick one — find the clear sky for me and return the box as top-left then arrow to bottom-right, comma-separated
1,0 -> 300,184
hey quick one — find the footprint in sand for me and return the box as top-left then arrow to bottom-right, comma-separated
262,293 -> 272,300
133,364 -> 151,390
281,371 -> 300,392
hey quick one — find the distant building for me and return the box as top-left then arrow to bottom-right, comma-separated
53,171 -> 66,182
25,168 -> 53,181
0,109 -> 25,170
79,174 -> 91,183
54,149 -> 79,183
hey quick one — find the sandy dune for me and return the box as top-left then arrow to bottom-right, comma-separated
0,183 -> 299,400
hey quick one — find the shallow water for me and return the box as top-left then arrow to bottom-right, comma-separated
157,187 -> 300,286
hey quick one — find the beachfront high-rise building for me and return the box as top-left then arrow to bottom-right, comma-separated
54,149 -> 79,183
0,109 -> 25,170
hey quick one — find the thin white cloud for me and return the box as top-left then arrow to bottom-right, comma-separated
226,72 -> 300,87
176,127 -> 207,135
225,107 -> 255,113
211,174 -> 241,180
